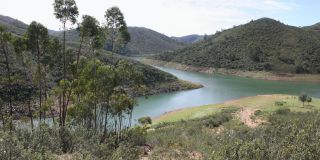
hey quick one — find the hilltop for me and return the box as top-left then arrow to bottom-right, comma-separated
304,22 -> 320,32
126,27 -> 185,55
153,18 -> 320,74
171,34 -> 204,44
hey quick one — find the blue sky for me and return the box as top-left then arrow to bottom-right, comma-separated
262,0 -> 320,27
0,0 -> 319,36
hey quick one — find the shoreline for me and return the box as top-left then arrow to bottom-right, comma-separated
141,58 -> 320,83
153,94 -> 308,124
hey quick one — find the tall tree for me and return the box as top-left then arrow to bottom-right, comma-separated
25,21 -> 49,122
0,26 -> 13,130
53,0 -> 79,126
104,7 -> 130,53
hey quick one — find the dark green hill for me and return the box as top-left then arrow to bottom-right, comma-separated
48,27 -> 186,55
171,34 -> 204,44
126,27 -> 185,55
154,18 -> 320,74
0,15 -> 28,36
303,22 -> 320,32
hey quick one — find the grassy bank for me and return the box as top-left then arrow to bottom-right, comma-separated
142,58 -> 320,82
154,94 -> 320,124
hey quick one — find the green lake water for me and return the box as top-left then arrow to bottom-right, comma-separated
132,66 -> 320,121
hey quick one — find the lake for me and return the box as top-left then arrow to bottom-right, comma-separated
132,66 -> 320,121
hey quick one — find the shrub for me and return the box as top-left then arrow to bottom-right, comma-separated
204,113 -> 231,128
275,108 -> 290,115
274,101 -> 286,106
138,116 -> 152,126
254,110 -> 262,116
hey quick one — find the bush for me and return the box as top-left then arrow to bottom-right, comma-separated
204,113 -> 231,128
274,101 -> 286,106
254,110 -> 262,116
275,108 -> 290,115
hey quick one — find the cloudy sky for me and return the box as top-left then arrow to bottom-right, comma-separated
0,0 -> 319,36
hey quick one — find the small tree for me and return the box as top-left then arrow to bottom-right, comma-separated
138,116 -> 152,126
306,96 -> 312,105
299,93 -> 308,106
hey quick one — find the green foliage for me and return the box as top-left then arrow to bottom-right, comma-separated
154,18 -> 320,73
53,0 -> 79,25
254,109 -> 262,116
274,100 -> 286,106
104,6 -> 130,53
203,112 -> 231,128
0,125 -> 146,159
124,27 -> 185,55
275,108 -> 291,115
138,116 -> 152,126
148,110 -> 320,159
299,93 -> 312,106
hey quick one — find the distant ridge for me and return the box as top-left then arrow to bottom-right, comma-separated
154,18 -> 320,74
171,34 -> 204,44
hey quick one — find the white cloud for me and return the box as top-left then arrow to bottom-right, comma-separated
0,0 -> 296,36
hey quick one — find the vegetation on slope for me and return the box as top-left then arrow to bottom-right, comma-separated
154,18 -> 320,74
304,22 -> 320,32
0,15 -> 28,36
125,27 -> 185,55
147,94 -> 320,159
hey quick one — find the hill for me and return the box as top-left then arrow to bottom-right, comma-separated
0,15 -> 199,97
303,22 -> 320,32
48,27 -> 186,55
125,27 -> 185,55
0,15 -> 185,55
171,34 -> 204,44
153,18 -> 320,74
0,15 -> 28,36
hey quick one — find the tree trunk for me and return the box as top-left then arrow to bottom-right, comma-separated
62,22 -> 66,127
59,95 -> 62,127
0,103 -> 4,131
28,100 -> 34,131
36,40 -> 43,123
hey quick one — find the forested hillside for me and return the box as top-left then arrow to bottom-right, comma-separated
125,27 -> 185,55
154,18 -> 320,73
0,15 -> 28,36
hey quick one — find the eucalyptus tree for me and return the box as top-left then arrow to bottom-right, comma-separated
0,26 -> 13,130
25,21 -> 49,122
53,0 -> 79,127
12,36 -> 36,129
104,7 -> 130,53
